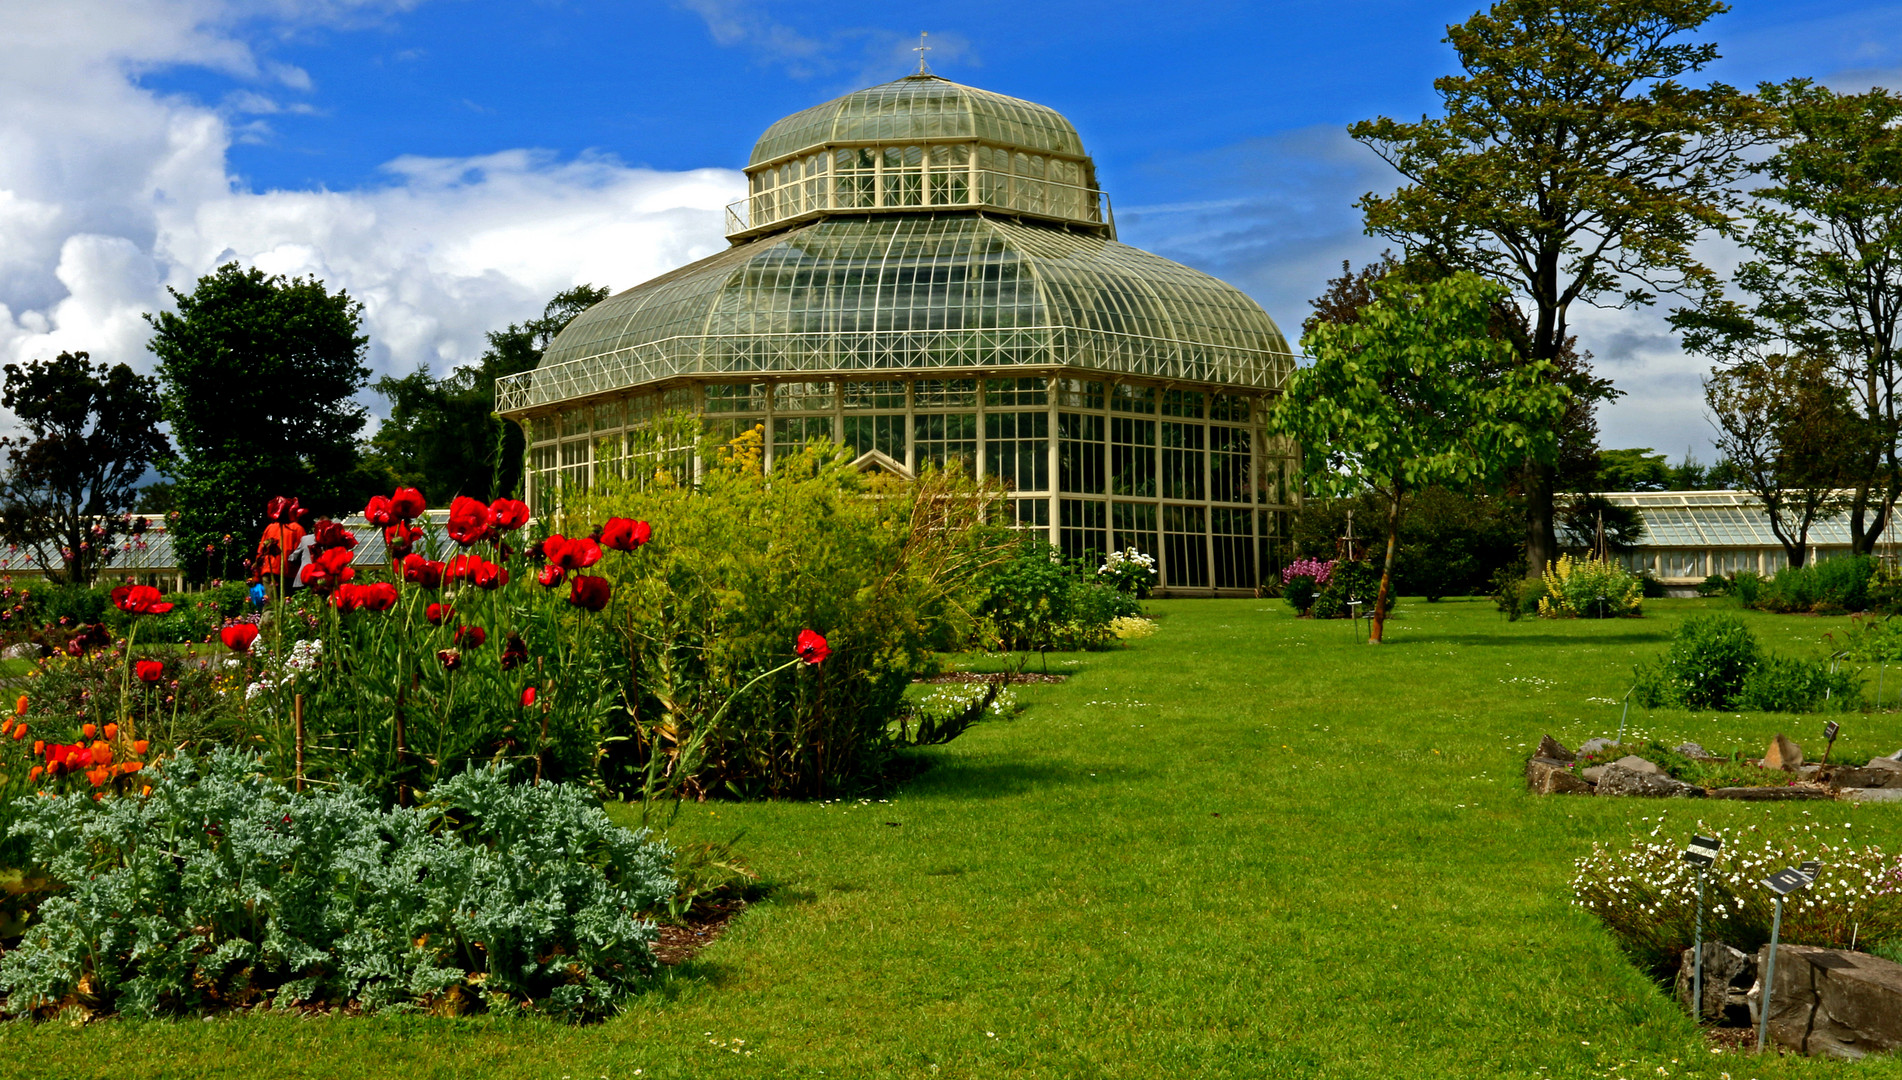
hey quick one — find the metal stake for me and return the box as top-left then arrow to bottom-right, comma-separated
1617,684 -> 1634,746
1759,897 -> 1785,1053
1693,867 -> 1707,1021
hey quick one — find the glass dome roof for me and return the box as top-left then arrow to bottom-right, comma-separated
495,214 -> 1291,413
748,75 -> 1085,167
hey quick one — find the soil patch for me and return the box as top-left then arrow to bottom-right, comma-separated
1704,1026 -> 1756,1053
653,899 -> 746,966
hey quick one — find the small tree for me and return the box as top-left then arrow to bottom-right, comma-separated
1704,353 -> 1858,568
1272,270 -> 1568,642
0,351 -> 170,584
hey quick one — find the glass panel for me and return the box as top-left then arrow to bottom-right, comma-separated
915,379 -> 977,408
843,414 -> 906,461
561,408 -> 590,438
1110,384 -> 1156,414
772,416 -> 835,460
914,413 -> 977,472
1210,425 -> 1251,504
1056,378 -> 1104,410
1258,509 -> 1291,581
1060,498 -> 1107,563
660,387 -> 695,412
1163,504 -> 1208,588
1161,421 -> 1205,500
1161,389 -> 1205,419
985,411 -> 1049,492
560,439 -> 591,492
985,376 -> 1047,408
705,383 -> 768,413
1006,497 -> 1050,530
593,400 -> 624,430
1058,412 -> 1105,494
1210,394 -> 1251,423
774,380 -> 835,412
705,417 -> 764,444
1111,416 -> 1155,497
1211,507 -> 1254,589
1111,502 -> 1158,562
844,380 -> 907,410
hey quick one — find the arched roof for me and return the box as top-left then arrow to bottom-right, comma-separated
495,214 -> 1290,413
748,75 -> 1085,167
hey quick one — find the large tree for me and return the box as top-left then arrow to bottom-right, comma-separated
1350,0 -> 1760,575
1704,352 -> 1859,568
1672,81 -> 1902,555
1273,269 -> 1569,642
0,352 -> 170,584
147,263 -> 370,582
368,285 -> 608,502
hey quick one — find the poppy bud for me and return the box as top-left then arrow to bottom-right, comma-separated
10,724 -> 23,741
27,766 -> 40,782
426,603 -> 453,626
83,723 -> 95,738
438,649 -> 461,671
13,694 -> 24,716
521,687 -> 537,708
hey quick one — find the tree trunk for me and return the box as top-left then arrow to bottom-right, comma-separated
1524,458 -> 1558,577
1370,489 -> 1402,644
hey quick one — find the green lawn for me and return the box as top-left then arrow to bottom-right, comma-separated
10,596 -> 1902,1079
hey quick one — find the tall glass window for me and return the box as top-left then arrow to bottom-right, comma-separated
1111,417 -> 1155,497
1210,425 -> 1252,503
772,416 -> 835,461
1112,502 -> 1158,561
1058,413 -> 1104,494
985,412 -> 1048,492
1060,499 -> 1107,563
705,383 -> 768,413
843,415 -> 906,462
1212,507 -> 1254,589
915,413 -> 977,472
1161,421 -> 1205,500
1164,504 -> 1208,588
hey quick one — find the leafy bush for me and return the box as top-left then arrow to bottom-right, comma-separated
1633,614 -> 1761,709
1638,570 -> 1666,599
1307,559 -> 1386,619
1281,558 -> 1333,615
1733,570 -> 1764,607
0,750 -> 674,1019
1735,654 -> 1859,712
1829,613 -> 1902,662
1295,488 -> 1522,599
1755,555 -> 1876,614
1536,555 -> 1642,618
1695,573 -> 1731,597
981,540 -> 1139,651
1573,822 -> 1902,973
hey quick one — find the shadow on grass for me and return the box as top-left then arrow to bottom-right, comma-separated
1423,632 -> 1669,647
901,757 -> 1125,801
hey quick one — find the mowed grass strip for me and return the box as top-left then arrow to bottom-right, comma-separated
9,597 -> 1902,1079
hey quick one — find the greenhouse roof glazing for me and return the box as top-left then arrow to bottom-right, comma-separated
496,214 -> 1293,413
748,75 -> 1084,166
1601,490 -> 1902,547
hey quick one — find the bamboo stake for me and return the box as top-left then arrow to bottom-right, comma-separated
293,693 -> 306,793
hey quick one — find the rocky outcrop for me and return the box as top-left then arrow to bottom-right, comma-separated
1676,941 -> 1754,1025
1764,733 -> 1804,771
1537,734 -> 1575,762
1596,764 -> 1700,798
1525,757 -> 1592,795
1749,945 -> 1902,1059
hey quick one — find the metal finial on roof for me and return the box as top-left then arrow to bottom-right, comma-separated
913,31 -> 932,75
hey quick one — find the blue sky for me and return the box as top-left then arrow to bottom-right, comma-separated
7,0 -> 1902,458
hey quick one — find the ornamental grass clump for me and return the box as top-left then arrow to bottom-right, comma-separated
1572,819 -> 1902,974
0,749 -> 674,1020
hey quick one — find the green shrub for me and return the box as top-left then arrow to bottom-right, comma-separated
1756,555 -> 1875,614
1733,569 -> 1764,607
32,584 -> 106,627
1829,613 -> 1902,662
1734,655 -> 1859,712
1638,571 -> 1666,599
1536,554 -> 1641,618
1632,614 -> 1760,709
980,539 -> 1137,651
1312,559 -> 1387,619
1870,567 -> 1902,615
0,750 -> 674,1019
1695,573 -> 1731,597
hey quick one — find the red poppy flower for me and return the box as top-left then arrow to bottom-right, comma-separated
455,625 -> 487,649
220,623 -> 260,652
444,553 -> 484,585
446,496 -> 492,546
488,498 -> 531,531
312,519 -> 357,551
331,584 -> 364,612
299,547 -> 357,594
364,494 -> 394,527
599,517 -> 653,552
795,629 -> 829,665
521,686 -> 537,708
437,648 -> 461,671
567,574 -> 611,612
390,487 -> 426,521
425,602 -> 453,626
384,522 -> 422,560
402,553 -> 444,588
358,582 -> 398,612
543,534 -> 602,571
472,560 -> 508,590
111,584 -> 174,615
266,495 -> 302,524
536,564 -> 564,588
500,634 -> 528,671
135,660 -> 164,684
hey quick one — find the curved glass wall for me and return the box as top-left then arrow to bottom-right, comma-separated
748,75 -> 1084,167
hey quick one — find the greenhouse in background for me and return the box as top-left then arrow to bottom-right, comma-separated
1603,490 -> 1902,589
493,72 -> 1301,595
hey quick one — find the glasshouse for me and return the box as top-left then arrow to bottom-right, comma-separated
493,73 -> 1301,594
1604,490 -> 1902,586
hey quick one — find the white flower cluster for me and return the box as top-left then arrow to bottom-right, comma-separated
245,638 -> 325,700
1572,815 -> 1902,961
1098,548 -> 1155,575
918,681 -> 1020,719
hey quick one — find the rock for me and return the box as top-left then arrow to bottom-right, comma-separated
1597,764 -> 1701,798
1675,742 -> 1718,760
1711,785 -> 1832,801
1796,764 -> 1824,781
1749,945 -> 1902,1059
1525,757 -> 1593,795
1537,734 -> 1576,762
0,642 -> 42,660
1864,756 -> 1902,772
1581,765 -> 1607,784
1611,754 -> 1662,775
1829,766 -> 1900,790
1578,737 -> 1618,757
1841,788 -> 1902,803
1765,733 -> 1805,771
1676,941 -> 1755,1025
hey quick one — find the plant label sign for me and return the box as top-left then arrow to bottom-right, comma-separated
1825,721 -> 1841,743
1799,860 -> 1821,878
1681,835 -> 1721,867
1765,868 -> 1813,896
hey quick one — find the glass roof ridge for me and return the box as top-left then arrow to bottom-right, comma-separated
747,75 -> 1087,168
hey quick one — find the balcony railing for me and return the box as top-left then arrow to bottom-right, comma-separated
725,169 -> 1114,239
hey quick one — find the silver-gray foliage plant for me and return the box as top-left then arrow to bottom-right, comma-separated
0,748 -> 674,1019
